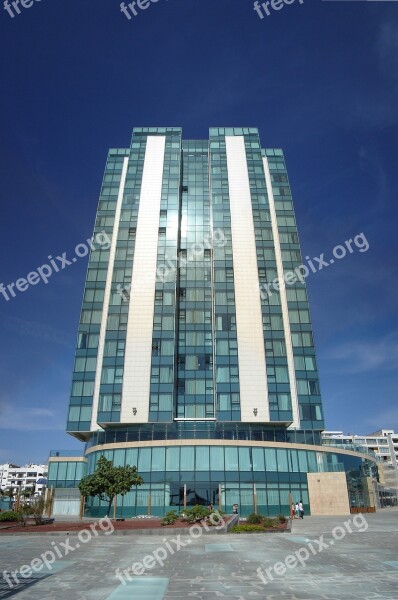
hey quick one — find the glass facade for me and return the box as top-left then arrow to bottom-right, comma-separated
263,147 -> 322,428
176,141 -> 215,419
69,147 -> 130,432
67,127 -> 323,435
47,460 -> 87,488
59,127 -> 377,517
79,445 -> 376,518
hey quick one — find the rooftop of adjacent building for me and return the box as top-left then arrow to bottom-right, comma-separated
322,430 -> 398,465
321,429 -> 398,444
322,430 -> 397,441
0,463 -> 48,470
0,463 -> 48,481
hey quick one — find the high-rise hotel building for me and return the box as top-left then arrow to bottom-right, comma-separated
48,128 -> 378,516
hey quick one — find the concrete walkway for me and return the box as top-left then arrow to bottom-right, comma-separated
0,508 -> 397,599
291,507 -> 398,534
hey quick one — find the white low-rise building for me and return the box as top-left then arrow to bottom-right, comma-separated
0,463 -> 48,498
322,430 -> 398,464
322,430 -> 398,495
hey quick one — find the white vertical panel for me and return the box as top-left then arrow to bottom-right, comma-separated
121,136 -> 166,423
225,136 -> 269,422
263,156 -> 300,428
91,157 -> 129,430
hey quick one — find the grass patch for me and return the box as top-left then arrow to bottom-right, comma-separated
230,524 -> 266,533
0,511 -> 19,522
229,514 -> 288,533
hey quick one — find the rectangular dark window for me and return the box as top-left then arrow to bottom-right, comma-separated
225,268 -> 234,282
216,314 -> 236,331
152,339 -> 161,356
300,404 -> 322,421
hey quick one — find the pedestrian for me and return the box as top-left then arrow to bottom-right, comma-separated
295,502 -> 300,519
299,500 -> 304,519
291,502 -> 296,519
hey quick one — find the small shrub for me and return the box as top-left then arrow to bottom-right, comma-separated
230,524 -> 265,533
208,512 -> 221,525
277,514 -> 287,523
15,506 -> 30,526
29,497 -> 52,525
0,511 -> 19,522
184,505 -> 209,523
161,510 -> 179,526
262,517 -> 278,528
246,513 -> 263,525
206,511 -> 226,527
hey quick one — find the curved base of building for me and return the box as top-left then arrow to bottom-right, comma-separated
48,439 -> 380,518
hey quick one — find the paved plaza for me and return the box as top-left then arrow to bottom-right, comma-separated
1,508 -> 398,599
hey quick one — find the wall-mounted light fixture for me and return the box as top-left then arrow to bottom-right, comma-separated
133,408 -> 137,416
253,408 -> 258,416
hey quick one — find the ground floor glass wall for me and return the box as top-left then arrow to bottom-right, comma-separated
83,444 -> 342,517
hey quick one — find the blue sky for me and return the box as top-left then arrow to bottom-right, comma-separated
0,0 -> 397,464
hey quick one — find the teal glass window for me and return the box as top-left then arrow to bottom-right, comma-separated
180,447 -> 194,471
264,448 -> 277,471
138,448 -> 151,472
210,447 -> 224,471
225,447 -> 239,470
276,449 -> 289,472
166,447 -> 180,471
151,448 -> 165,471
252,448 -> 265,471
238,447 -> 251,471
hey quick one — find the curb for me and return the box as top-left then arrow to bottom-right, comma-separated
0,528 -> 223,537
0,517 -> 290,536
0,523 -> 233,537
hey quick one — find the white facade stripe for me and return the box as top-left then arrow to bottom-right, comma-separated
225,136 -> 269,422
91,156 -> 129,430
121,136 -> 166,423
263,156 -> 300,428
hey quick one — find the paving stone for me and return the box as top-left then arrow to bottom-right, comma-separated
0,509 -> 397,599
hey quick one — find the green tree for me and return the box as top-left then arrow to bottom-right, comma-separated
78,456 -> 143,517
